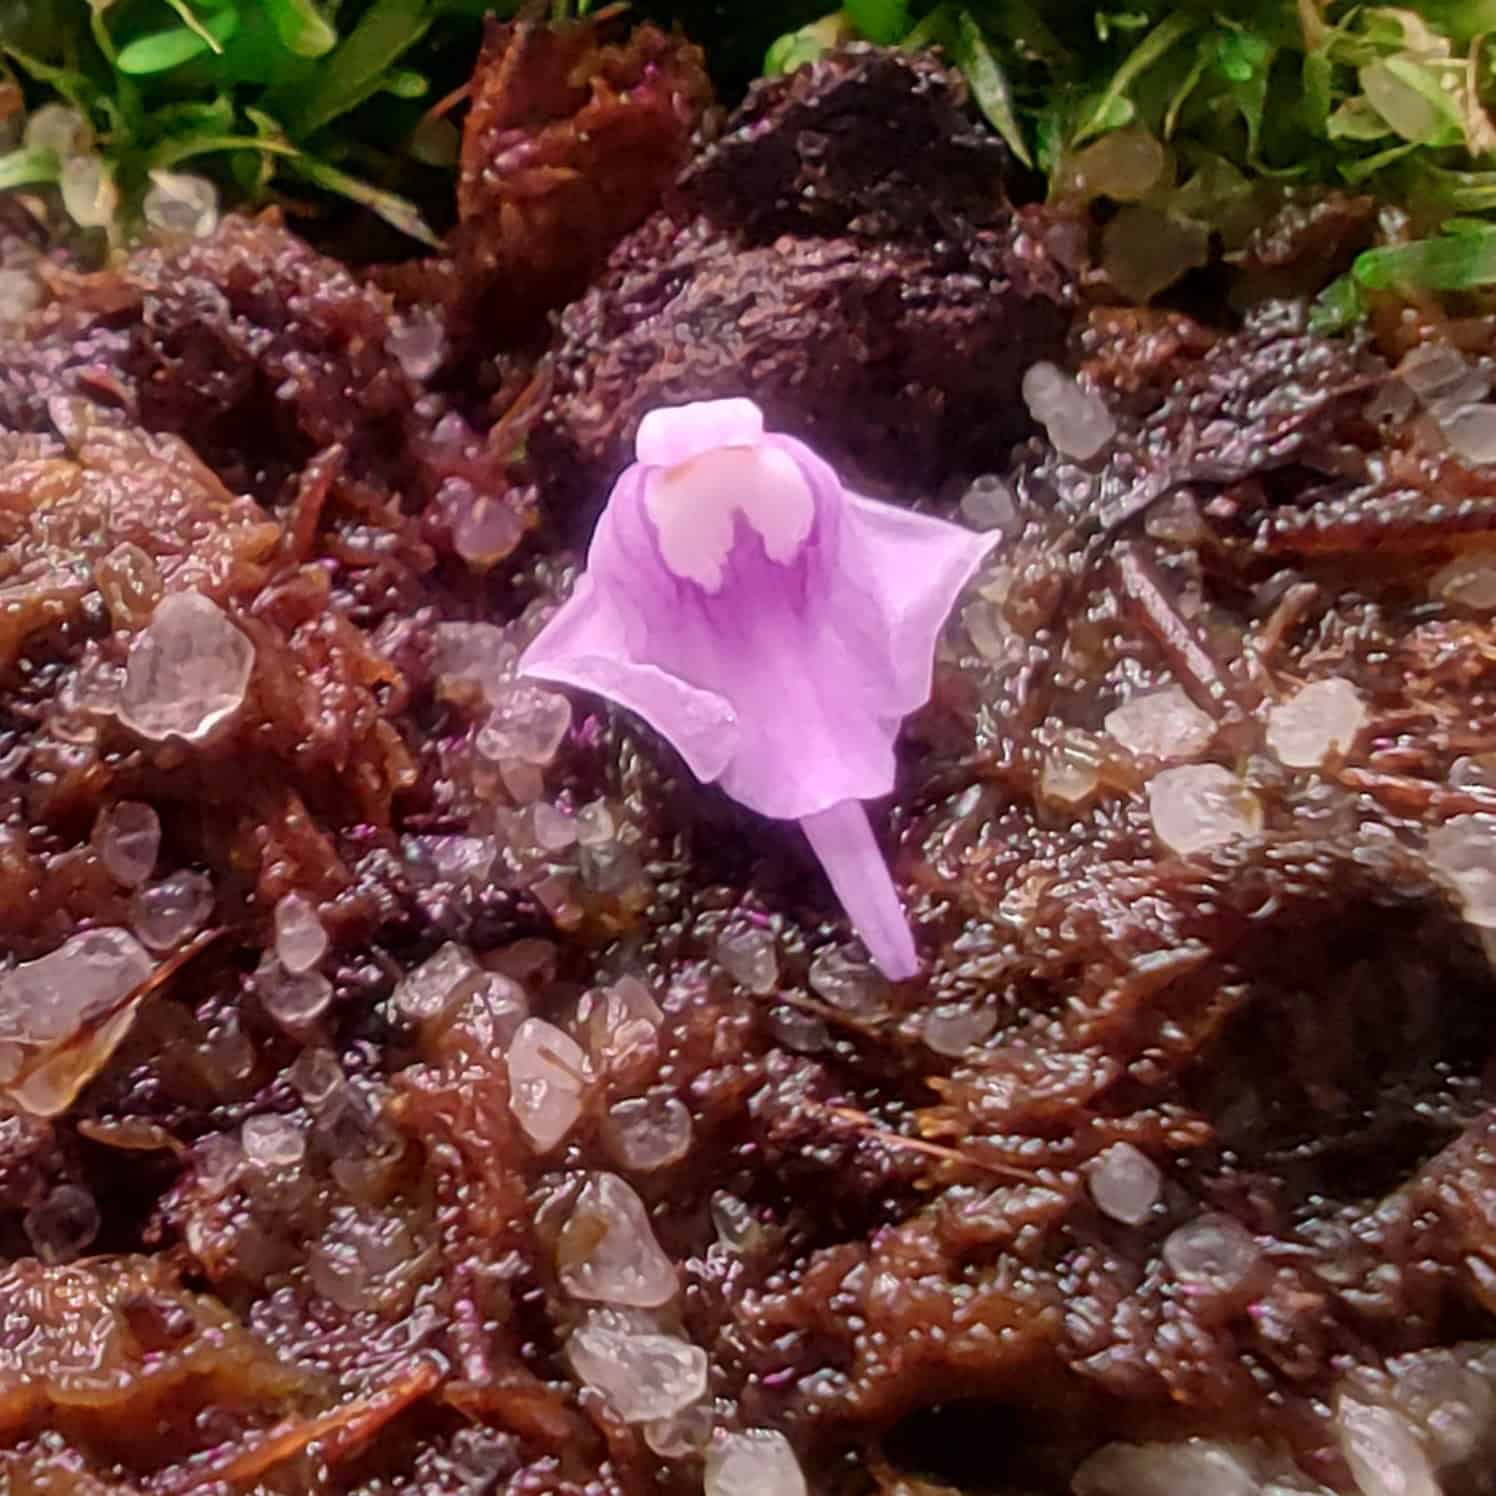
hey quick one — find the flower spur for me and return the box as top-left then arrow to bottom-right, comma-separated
519,398 -> 996,980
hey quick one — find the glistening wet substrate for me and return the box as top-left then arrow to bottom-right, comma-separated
2,31 -> 1496,1496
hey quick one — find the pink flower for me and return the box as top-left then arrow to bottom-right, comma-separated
519,399 -> 995,979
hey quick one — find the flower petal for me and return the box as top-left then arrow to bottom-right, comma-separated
800,799 -> 919,980
520,573 -> 738,784
831,488 -> 999,719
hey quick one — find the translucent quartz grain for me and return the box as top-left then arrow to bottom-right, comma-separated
1334,1397 -> 1439,1496
131,871 -> 213,951
922,1002 -> 997,1057
95,801 -> 161,887
558,1173 -> 677,1308
704,1430 -> 808,1496
142,169 -> 218,238
567,1311 -> 708,1423
1428,815 -> 1496,927
273,892 -> 327,974
1147,764 -> 1262,856
1163,1213 -> 1260,1296
1432,554 -> 1496,611
1266,679 -> 1366,769
808,947 -> 886,1014
241,1115 -> 306,1170
258,959 -> 334,1029
118,592 -> 254,743
1073,1439 -> 1258,1496
393,943 -> 480,1023
507,1018 -> 590,1152
1105,686 -> 1214,761
603,1094 -> 693,1172
477,682 -> 572,766
1021,361 -> 1116,460
715,926 -> 779,995
1087,1143 -> 1162,1226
